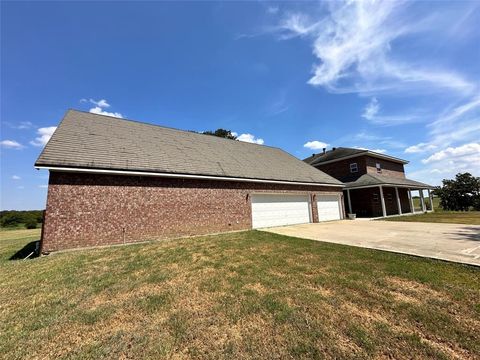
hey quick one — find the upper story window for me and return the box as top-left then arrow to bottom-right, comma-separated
350,162 -> 358,173
376,163 -> 382,173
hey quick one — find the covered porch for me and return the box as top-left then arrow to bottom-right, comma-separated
343,174 -> 434,218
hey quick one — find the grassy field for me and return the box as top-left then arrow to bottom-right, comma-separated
412,196 -> 440,211
1,229 -> 479,359
383,211 -> 480,225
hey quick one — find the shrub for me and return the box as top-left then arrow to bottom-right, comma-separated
25,220 -> 38,229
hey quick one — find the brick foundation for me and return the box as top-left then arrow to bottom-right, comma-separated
41,172 -> 342,252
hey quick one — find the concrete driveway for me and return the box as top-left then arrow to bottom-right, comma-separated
262,220 -> 480,266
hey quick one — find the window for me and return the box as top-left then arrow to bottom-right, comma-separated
350,163 -> 358,173
376,163 -> 382,173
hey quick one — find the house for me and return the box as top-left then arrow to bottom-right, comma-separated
304,147 -> 434,218
35,110 -> 344,253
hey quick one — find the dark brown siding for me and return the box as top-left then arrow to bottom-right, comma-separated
41,172 -> 342,252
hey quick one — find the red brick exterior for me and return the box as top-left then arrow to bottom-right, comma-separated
365,157 -> 405,178
41,172 -> 343,252
316,156 -> 368,182
315,155 -> 409,218
344,187 -> 412,217
315,155 -> 405,182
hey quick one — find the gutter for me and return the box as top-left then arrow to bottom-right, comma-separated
35,165 -> 345,188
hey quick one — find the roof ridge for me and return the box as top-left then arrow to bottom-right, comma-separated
67,109 -> 282,151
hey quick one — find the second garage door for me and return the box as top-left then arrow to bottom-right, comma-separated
251,194 -> 311,229
317,195 -> 342,221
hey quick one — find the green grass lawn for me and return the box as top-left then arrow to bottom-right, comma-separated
383,211 -> 480,225
412,196 -> 440,211
1,229 -> 479,359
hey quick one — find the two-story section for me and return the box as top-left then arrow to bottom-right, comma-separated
304,147 -> 434,218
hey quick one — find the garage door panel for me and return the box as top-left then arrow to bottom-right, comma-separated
317,195 -> 341,222
251,194 -> 310,229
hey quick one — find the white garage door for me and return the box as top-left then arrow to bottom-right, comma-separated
317,195 -> 342,222
251,194 -> 311,229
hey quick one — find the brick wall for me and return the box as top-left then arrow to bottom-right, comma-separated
365,157 -> 405,178
315,156 -> 368,182
346,186 -> 412,217
41,172 -> 342,252
315,155 -> 405,182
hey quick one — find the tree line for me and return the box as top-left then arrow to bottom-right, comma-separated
0,210 -> 44,229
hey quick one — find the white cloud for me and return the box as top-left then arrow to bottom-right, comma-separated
267,6 -> 279,15
1,139 -> 24,149
361,97 -> 421,125
30,126 -> 57,147
304,140 -> 329,150
428,95 -> 480,145
12,175 -> 21,180
89,106 -> 123,118
38,185 -> 48,189
4,121 -> 34,130
405,143 -> 438,153
277,1 -> 474,95
89,98 -> 110,108
354,146 -> 387,154
233,132 -> 265,145
362,98 -> 379,121
82,98 -> 123,118
370,149 -> 387,154
421,142 -> 480,164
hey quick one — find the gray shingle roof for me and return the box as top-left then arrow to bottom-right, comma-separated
304,147 -> 408,166
35,110 -> 343,186
345,173 -> 433,189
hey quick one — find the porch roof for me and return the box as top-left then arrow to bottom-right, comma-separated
344,173 -> 433,190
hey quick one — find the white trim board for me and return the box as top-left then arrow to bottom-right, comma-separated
35,166 -> 345,188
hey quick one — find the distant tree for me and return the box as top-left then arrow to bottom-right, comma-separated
433,173 -> 480,211
0,210 -> 44,228
25,219 -> 38,229
202,129 -> 237,140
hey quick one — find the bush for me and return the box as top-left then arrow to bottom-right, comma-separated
25,220 -> 38,229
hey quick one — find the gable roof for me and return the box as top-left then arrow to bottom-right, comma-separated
304,147 -> 408,166
35,110 -> 343,186
344,173 -> 433,189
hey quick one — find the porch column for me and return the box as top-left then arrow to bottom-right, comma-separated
428,188 -> 434,212
379,186 -> 387,217
408,188 -> 415,214
419,189 -> 426,212
346,189 -> 352,214
395,187 -> 402,215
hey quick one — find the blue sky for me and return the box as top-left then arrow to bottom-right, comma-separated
1,1 -> 479,210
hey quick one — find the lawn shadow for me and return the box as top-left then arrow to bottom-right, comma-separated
9,240 -> 40,260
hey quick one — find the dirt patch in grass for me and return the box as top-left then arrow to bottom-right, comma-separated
1,229 -> 479,359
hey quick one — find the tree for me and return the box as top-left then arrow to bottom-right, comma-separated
434,173 -> 480,211
202,129 -> 237,140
